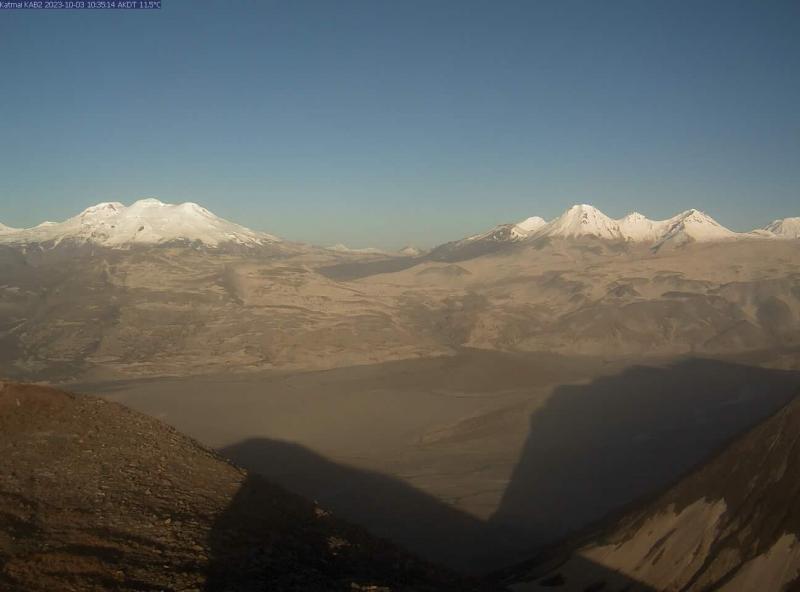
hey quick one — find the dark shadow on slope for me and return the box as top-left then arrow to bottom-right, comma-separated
215,357 -> 800,578
317,256 -> 420,281
218,438 -> 508,574
491,357 -> 800,561
426,239 -> 515,263
204,473 -> 480,592
494,553 -> 657,592
205,453 -> 656,591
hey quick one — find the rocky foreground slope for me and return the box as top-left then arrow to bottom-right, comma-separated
0,381 -> 479,592
502,394 -> 800,591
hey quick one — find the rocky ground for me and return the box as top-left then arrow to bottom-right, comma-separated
0,381 -> 484,592
501,391 -> 800,591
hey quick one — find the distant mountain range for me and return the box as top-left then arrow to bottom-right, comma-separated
0,199 -> 798,252
432,204 -> 800,260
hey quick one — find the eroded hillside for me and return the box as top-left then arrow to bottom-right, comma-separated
503,394 -> 800,591
1,237 -> 799,381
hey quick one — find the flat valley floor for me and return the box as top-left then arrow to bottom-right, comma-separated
68,347 -> 800,573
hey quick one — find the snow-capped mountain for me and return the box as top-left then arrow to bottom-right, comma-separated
535,204 -> 626,240
399,246 -> 423,256
463,215 -> 548,245
515,216 -> 547,233
427,219 -> 540,262
760,217 -> 800,239
652,209 -> 737,249
2,199 -> 796,257
0,198 -> 279,249
528,205 -> 736,247
456,222 -> 532,246
428,203 -> 799,261
616,212 -> 668,242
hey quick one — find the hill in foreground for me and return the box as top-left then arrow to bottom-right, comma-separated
0,381 -> 480,592
502,393 -> 800,591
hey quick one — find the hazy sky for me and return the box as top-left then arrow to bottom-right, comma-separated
1,0 -> 798,248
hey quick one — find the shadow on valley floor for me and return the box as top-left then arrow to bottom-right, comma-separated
493,553 -> 657,592
202,470 -> 657,592
317,256 -> 419,281
203,472 -> 480,592
218,357 -> 800,577
490,357 -> 800,558
217,438 -> 509,573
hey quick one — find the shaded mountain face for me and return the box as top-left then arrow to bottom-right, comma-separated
0,381 -> 478,592
503,394 -> 800,592
428,223 -> 533,262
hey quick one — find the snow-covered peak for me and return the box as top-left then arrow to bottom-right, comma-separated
537,204 -> 624,240
516,216 -> 547,233
399,246 -> 423,256
653,209 -> 736,249
435,204 -> 796,258
617,211 -> 669,242
465,222 -> 532,243
668,209 -> 733,235
0,199 -> 280,249
130,198 -> 166,207
81,202 -> 125,214
623,212 -> 646,221
523,204 -> 743,247
73,202 -> 126,226
761,217 -> 800,239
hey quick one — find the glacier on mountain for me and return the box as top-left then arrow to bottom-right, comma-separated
0,198 -> 279,249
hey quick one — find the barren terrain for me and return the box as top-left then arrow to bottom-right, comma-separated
2,236 -> 800,573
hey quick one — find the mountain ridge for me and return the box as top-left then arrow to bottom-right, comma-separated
762,216 -> 800,239
0,198 -> 280,249
503,393 -> 800,592
427,204 -> 798,262
1,199 -> 797,255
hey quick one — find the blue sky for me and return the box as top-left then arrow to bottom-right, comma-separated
1,0 -> 798,248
